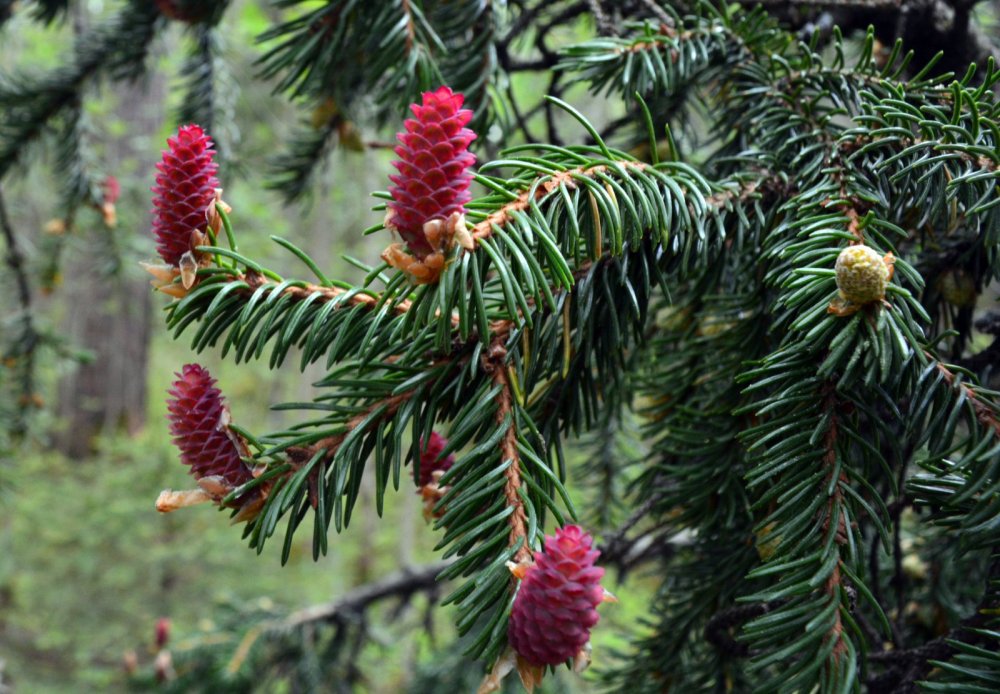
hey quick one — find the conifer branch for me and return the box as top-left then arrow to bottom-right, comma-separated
241,269 -> 414,315
0,0 -> 159,177
819,389 -> 850,670
286,389 -> 418,470
127,3 -> 1000,689
932,358 -> 1000,438
470,161 -> 652,243
487,341 -> 531,564
0,183 -> 37,435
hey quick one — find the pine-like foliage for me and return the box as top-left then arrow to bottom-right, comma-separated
4,0 -> 1000,692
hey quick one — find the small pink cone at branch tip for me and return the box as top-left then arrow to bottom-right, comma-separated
383,86 -> 476,282
387,86 -> 476,257
155,617 -> 170,649
157,364 -> 263,519
415,431 -> 456,521
507,525 -> 607,667
151,124 -> 220,266
166,364 -> 252,486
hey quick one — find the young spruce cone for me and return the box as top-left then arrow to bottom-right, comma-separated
508,525 -> 605,666
834,244 -> 890,304
166,363 -> 251,487
415,431 -> 455,488
387,86 -> 476,259
151,125 -> 219,266
155,0 -> 217,24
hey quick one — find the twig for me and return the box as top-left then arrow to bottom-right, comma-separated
291,390 -> 418,465
486,341 -> 531,563
585,0 -> 616,36
469,161 -> 652,242
282,561 -> 451,629
931,356 -> 1000,438
820,387 -> 850,665
637,0 -> 674,27
704,602 -> 774,657
0,184 -> 38,434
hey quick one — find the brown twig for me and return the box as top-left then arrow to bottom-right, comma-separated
242,269 -> 414,315
470,162 -> 756,245
290,390 -> 418,465
932,358 -> 1000,438
282,561 -> 451,629
400,0 -> 415,53
486,341 -> 532,563
470,162 -> 645,242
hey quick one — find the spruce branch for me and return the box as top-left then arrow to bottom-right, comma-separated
0,0 -> 160,178
0,183 -> 38,437
138,4 -> 1000,689
486,341 -> 531,564
931,358 -> 1000,438
177,24 -> 221,143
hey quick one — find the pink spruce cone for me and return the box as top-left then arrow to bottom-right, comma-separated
166,364 -> 252,487
508,525 -> 605,666
155,617 -> 170,649
151,125 -> 219,266
387,86 -> 476,258
415,431 -> 455,488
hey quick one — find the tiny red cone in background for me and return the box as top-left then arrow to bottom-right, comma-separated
103,175 -> 121,205
155,0 -> 213,23
166,364 -> 251,487
507,525 -> 605,666
415,431 -> 455,488
155,617 -> 170,649
387,86 -> 476,258
151,125 -> 219,266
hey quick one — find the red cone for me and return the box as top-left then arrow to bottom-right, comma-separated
151,125 -> 219,266
507,525 -> 605,666
387,86 -> 476,258
415,431 -> 455,488
166,364 -> 251,487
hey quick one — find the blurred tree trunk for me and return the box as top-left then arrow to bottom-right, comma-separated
53,5 -> 163,457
